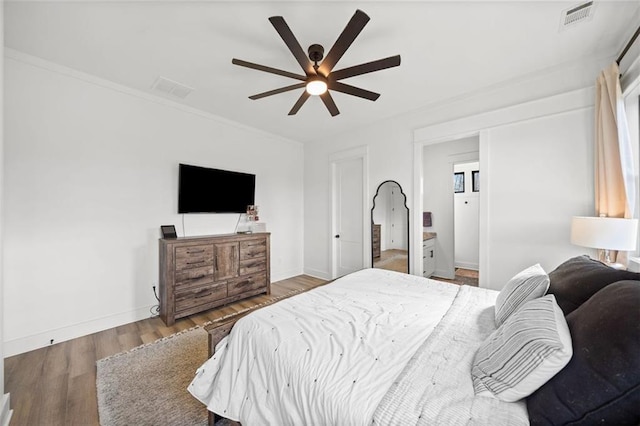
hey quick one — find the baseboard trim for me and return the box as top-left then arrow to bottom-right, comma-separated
3,305 -> 156,357
454,262 -> 479,271
303,267 -> 332,281
432,267 -> 456,280
0,394 -> 12,426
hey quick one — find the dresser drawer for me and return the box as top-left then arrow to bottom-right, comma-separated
228,272 -> 267,297
239,258 -> 266,276
175,245 -> 213,271
175,282 -> 227,312
240,239 -> 267,260
175,265 -> 214,290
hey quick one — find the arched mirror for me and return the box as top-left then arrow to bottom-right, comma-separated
371,180 -> 409,273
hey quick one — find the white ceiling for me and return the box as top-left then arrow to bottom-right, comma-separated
4,1 -> 639,144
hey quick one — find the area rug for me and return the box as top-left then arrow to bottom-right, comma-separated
96,327 -> 209,426
96,287 -> 315,426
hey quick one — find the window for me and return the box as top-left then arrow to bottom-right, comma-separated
472,170 -> 480,192
622,80 -> 639,257
454,172 -> 465,193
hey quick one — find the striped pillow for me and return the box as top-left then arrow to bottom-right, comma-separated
471,295 -> 572,402
495,264 -> 549,326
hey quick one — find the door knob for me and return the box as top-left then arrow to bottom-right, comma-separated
335,234 -> 340,238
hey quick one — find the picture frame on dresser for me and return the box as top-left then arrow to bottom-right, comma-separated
161,225 -> 178,239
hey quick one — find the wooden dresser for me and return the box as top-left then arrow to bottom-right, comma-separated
159,232 -> 270,326
372,224 -> 381,258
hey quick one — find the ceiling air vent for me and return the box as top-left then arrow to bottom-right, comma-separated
559,1 -> 594,30
151,76 -> 194,99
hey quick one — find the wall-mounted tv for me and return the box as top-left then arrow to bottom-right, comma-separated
178,163 -> 255,214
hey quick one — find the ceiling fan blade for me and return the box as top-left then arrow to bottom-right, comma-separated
329,55 -> 401,81
320,91 -> 340,116
317,9 -> 370,77
288,91 -> 311,115
269,16 -> 315,76
249,83 -> 306,100
232,59 -> 307,81
328,81 -> 380,101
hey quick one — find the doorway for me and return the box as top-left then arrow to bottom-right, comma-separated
452,161 -> 480,286
421,136 -> 480,283
330,146 -> 369,279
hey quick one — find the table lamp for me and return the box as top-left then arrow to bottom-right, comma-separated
571,216 -> 639,269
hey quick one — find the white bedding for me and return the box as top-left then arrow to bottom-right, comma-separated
188,268 -> 529,425
189,268 -> 459,425
373,284 -> 528,425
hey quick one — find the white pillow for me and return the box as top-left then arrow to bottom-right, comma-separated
471,295 -> 572,402
494,264 -> 549,326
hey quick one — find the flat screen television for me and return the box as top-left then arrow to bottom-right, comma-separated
178,163 -> 255,213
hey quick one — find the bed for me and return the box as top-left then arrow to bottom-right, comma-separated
189,256 -> 640,426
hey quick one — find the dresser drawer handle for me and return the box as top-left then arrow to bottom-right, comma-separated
188,249 -> 205,254
194,292 -> 212,299
186,260 -> 205,265
192,274 -> 206,279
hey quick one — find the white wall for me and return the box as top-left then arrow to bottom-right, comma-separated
423,137 -> 479,279
454,162 -> 480,270
3,52 -> 304,356
481,108 -> 594,288
0,3 -> 12,424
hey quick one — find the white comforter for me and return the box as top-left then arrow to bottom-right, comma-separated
189,269 -> 460,425
188,268 -> 529,425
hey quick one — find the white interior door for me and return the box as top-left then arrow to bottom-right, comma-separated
334,157 -> 364,277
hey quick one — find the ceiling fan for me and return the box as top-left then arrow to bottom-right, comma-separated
232,9 -> 401,117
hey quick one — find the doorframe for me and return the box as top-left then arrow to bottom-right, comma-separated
412,131 -> 488,282
329,145 -> 369,279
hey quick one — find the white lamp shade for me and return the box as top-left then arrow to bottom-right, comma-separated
571,216 -> 639,251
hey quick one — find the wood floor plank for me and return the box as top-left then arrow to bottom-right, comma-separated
67,335 -> 96,380
26,362 -> 68,426
4,274 -> 327,426
92,328 -> 121,361
65,371 -> 99,426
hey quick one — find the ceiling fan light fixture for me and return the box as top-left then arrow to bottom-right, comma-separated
306,78 -> 328,96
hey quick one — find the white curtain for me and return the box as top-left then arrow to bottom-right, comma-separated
595,62 -> 636,264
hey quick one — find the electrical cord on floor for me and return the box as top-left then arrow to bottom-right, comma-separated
150,285 -> 160,317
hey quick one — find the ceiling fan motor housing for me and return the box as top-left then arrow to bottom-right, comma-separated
308,44 -> 325,69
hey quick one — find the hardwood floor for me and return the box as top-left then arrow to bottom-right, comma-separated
3,275 -> 327,426
373,249 -> 409,273
435,268 -> 479,286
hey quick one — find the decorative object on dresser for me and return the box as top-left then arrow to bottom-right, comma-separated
159,233 -> 270,326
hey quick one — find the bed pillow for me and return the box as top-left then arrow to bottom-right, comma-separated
471,295 -> 572,402
494,264 -> 549,326
527,280 -> 640,426
547,255 -> 640,315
